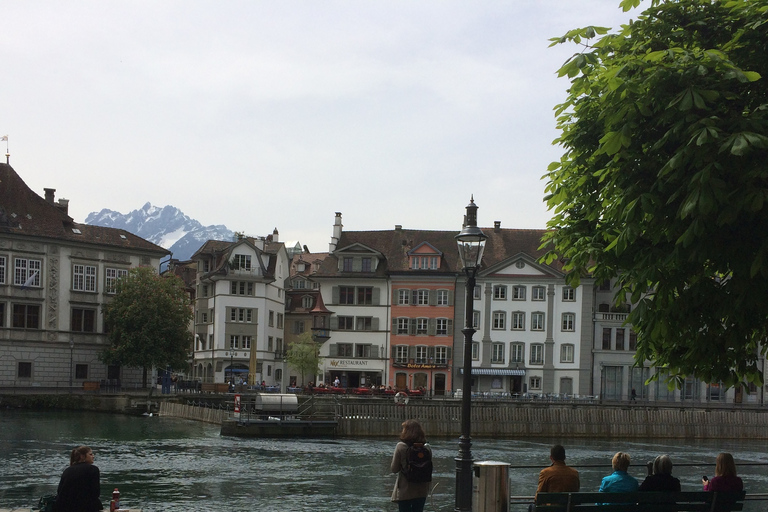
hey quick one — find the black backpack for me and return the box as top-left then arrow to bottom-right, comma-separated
403,442 -> 433,483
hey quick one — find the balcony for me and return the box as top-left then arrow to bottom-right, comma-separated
594,312 -> 629,322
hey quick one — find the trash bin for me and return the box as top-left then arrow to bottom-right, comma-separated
472,460 -> 510,512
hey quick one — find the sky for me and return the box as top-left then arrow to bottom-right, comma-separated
1,1 -> 636,253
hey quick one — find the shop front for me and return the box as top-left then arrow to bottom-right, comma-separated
324,358 -> 384,388
459,368 -> 526,394
392,363 -> 450,395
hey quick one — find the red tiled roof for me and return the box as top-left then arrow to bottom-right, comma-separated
0,163 -> 167,254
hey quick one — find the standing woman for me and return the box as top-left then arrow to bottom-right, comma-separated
54,446 -> 103,512
703,452 -> 744,492
390,419 -> 431,512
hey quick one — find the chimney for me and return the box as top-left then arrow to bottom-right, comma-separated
330,212 -> 343,253
44,188 -> 56,203
494,221 -> 501,233
272,227 -> 279,243
57,198 -> 69,215
395,225 -> 402,231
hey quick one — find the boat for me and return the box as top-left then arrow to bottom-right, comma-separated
219,393 -> 337,438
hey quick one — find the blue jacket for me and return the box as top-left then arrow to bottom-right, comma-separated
599,470 -> 639,493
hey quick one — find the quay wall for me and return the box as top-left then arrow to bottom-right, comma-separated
159,399 -> 768,439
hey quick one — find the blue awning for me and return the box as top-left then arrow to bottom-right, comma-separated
459,368 -> 526,376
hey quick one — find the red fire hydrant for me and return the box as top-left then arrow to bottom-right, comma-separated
109,488 -> 120,511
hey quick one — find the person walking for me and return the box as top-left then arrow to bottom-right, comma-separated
54,446 -> 103,512
390,419 -> 431,512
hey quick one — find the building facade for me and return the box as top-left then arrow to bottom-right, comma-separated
0,164 -> 168,388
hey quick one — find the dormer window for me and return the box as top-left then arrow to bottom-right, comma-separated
361,257 -> 372,272
233,254 -> 251,270
297,263 -> 306,272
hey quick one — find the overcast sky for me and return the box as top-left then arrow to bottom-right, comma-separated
1,1 -> 635,252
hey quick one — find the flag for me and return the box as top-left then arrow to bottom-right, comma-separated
0,135 -> 7,142
21,271 -> 38,290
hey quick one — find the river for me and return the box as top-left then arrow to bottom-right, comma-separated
1,410 -> 767,511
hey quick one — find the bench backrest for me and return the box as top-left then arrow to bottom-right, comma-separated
534,491 -> 746,512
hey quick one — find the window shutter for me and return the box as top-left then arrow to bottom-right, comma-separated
412,290 -> 418,305
391,346 -> 396,359
330,316 -> 338,330
429,290 -> 437,306
392,289 -> 399,305
372,287 -> 380,305
372,317 -> 379,331
408,345 -> 416,359
447,319 -> 453,336
392,318 -> 397,331
447,347 -> 452,360
428,346 -> 435,358
409,318 -> 417,335
428,318 -> 436,336
329,343 -> 337,357
352,257 -> 362,272
332,286 -> 339,304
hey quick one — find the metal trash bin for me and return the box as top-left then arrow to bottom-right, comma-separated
472,460 -> 510,512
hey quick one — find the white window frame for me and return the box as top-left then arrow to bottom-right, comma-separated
416,318 -> 428,335
511,343 -> 524,363
398,289 -> 410,305
511,311 -> 525,330
436,318 -> 448,336
105,268 -> 129,294
14,258 -> 41,287
493,285 -> 507,300
397,318 -> 409,334
561,313 -> 575,332
234,254 -> 252,270
531,312 -> 545,331
416,289 -> 429,305
530,376 -> 541,390
561,343 -> 575,363
435,346 -> 448,364
472,311 -> 480,329
512,285 -> 526,300
415,346 -> 428,364
471,342 -> 479,360
73,264 -> 97,292
491,343 -> 505,363
0,256 -> 5,284
395,345 -> 408,364
562,287 -> 576,301
530,343 -> 543,365
437,289 -> 449,306
492,311 -> 506,330
532,286 -> 546,301
302,296 -> 313,309
242,336 -> 252,349
230,335 -> 239,349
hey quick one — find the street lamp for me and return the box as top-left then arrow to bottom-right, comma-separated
69,339 -> 74,390
454,196 -> 487,512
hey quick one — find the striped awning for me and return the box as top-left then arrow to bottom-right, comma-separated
459,368 -> 526,376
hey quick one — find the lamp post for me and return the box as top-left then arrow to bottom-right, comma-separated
69,339 -> 74,390
454,197 -> 487,512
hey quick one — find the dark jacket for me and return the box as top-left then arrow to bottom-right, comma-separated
640,473 -> 681,492
55,463 -> 103,512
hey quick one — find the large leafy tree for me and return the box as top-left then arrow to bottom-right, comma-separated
285,332 -> 320,386
542,0 -> 768,388
101,266 -> 193,388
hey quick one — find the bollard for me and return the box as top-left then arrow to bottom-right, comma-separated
472,460 -> 510,512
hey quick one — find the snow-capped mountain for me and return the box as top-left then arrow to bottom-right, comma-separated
85,203 -> 234,262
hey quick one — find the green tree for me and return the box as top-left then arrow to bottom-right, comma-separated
542,0 -> 768,388
101,266 -> 193,388
285,332 -> 320,386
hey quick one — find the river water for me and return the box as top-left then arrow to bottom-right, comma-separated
1,410 -> 767,512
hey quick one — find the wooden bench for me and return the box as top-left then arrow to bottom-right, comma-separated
533,491 -> 746,512
82,381 -> 100,391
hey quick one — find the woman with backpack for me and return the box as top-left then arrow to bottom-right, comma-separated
390,419 -> 432,512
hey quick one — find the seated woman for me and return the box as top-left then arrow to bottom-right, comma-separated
599,452 -> 639,493
54,446 -> 102,512
640,455 -> 681,492
703,453 -> 743,492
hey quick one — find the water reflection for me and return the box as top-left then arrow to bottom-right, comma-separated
0,410 -> 766,512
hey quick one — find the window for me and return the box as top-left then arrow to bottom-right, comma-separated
203,260 -> 210,272
14,258 -> 41,287
629,331 -> 638,350
268,336 -> 274,351
17,361 -> 32,379
416,318 -> 428,335
0,256 -> 5,284
395,346 -> 408,363
602,328 -> 612,350
562,287 -> 575,301
415,346 -> 428,364
361,257 -> 372,272
268,311 -> 274,326
340,286 -> 356,304
396,318 -> 409,334
230,335 -> 239,349
511,312 -> 525,330
230,308 -> 252,323
0,303 -> 4,327
337,316 -> 354,330
530,343 -> 543,364
431,346 -> 446,364
71,308 -> 96,332
294,279 -> 306,289
561,313 -> 575,331
414,290 -> 429,305
355,317 -> 372,331
231,281 -> 254,295
355,344 -> 372,358
357,287 -> 373,305
532,286 -> 546,301
472,311 -> 480,329
493,285 -> 507,300
13,304 -> 40,329
293,321 -> 305,334
75,364 -> 88,380
398,289 -> 410,305
531,312 -> 544,331
302,296 -> 313,309
343,257 -> 353,271
529,376 -> 541,390
511,343 -> 524,363
105,268 -> 129,294
436,318 -> 448,335
473,285 -> 481,300
599,279 -> 611,291
492,311 -> 506,330
512,286 -> 526,300
616,328 -> 625,350
73,264 -> 97,292
491,343 -> 505,363
561,344 -> 574,363
277,313 -> 283,328
437,290 -> 449,306
430,256 -> 439,270
472,342 -> 479,360
233,254 -> 251,270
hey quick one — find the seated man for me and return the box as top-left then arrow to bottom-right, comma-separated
536,444 -> 580,496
